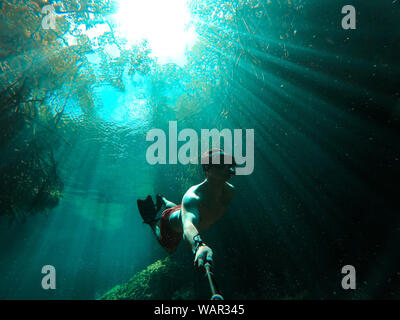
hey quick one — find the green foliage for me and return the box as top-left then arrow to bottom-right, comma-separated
0,0 -> 115,221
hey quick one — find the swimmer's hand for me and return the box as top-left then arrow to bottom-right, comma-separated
194,245 -> 213,269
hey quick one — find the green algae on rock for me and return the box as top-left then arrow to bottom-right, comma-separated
99,257 -> 197,300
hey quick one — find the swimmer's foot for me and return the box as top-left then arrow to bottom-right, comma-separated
137,195 -> 160,225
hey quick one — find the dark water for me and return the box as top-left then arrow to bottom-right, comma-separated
0,0 -> 399,299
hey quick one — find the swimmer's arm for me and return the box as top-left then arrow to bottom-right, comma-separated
182,195 -> 214,268
181,197 -> 202,253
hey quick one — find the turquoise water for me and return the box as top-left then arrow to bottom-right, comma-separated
0,0 -> 399,299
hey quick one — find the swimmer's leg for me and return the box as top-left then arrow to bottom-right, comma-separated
151,196 -> 180,241
156,194 -> 177,210
137,194 -> 179,243
149,194 -> 178,241
149,205 -> 181,243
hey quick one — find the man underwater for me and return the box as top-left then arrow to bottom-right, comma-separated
137,149 -> 236,269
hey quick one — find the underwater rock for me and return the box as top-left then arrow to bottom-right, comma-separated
99,257 -> 198,300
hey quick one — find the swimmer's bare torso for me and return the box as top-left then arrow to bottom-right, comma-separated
168,180 -> 235,233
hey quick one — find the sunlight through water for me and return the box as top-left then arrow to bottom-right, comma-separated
114,0 -> 197,65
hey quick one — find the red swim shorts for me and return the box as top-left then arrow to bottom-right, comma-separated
158,205 -> 183,253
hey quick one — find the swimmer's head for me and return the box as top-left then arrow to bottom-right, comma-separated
201,149 -> 236,181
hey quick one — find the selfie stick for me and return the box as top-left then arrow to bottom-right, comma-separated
204,262 -> 224,300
